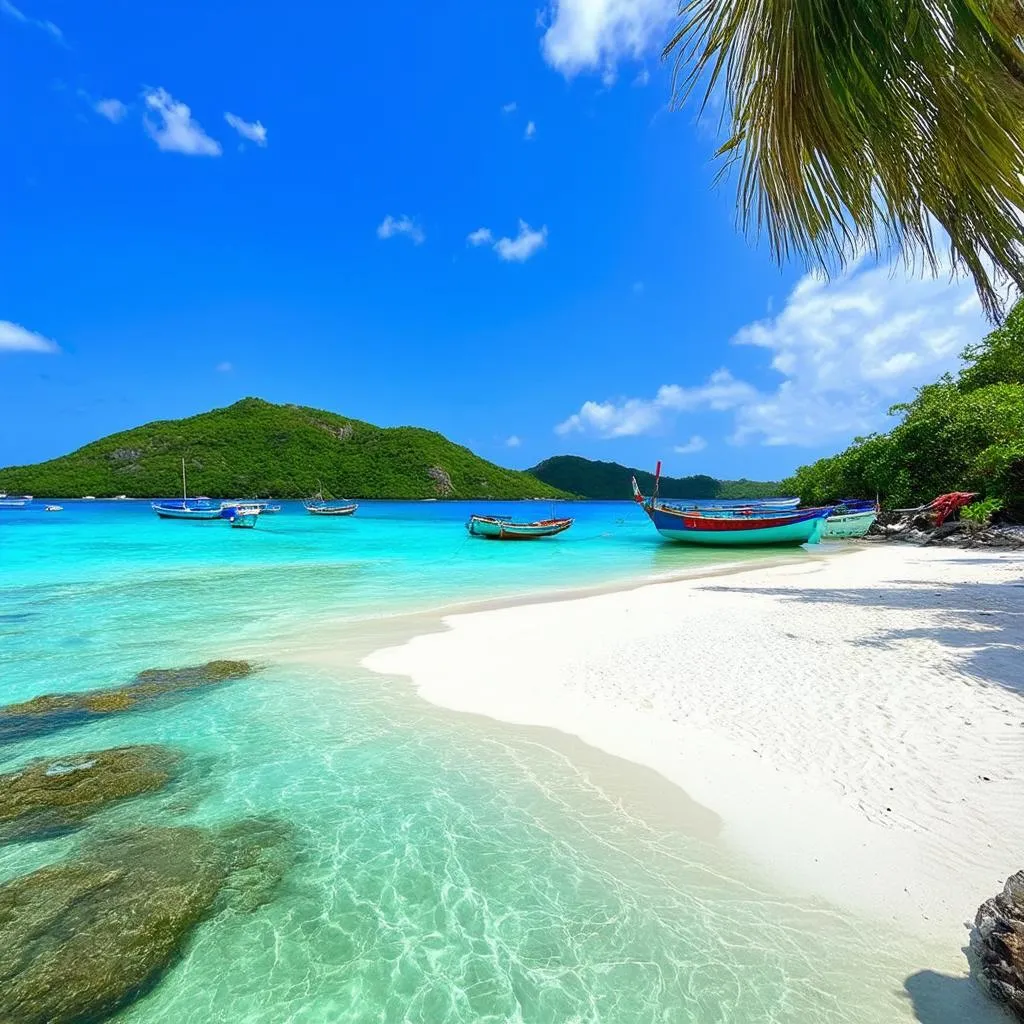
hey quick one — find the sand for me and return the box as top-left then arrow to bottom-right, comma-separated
365,545 -> 1024,944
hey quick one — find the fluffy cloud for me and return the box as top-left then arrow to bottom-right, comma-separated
540,0 -> 674,81
1,0 -> 62,42
674,435 -> 707,455
729,259 -> 988,445
505,435 -> 522,448
224,112 -> 267,147
524,120 -> 536,139
143,88 -> 222,156
0,320 -> 59,353
94,98 -> 127,123
494,220 -> 547,262
556,369 -> 753,437
555,259 -> 990,449
466,227 -> 493,246
502,101 -> 517,114
377,215 -> 425,244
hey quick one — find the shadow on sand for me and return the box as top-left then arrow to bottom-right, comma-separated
701,567 -> 1024,695
904,968 -> 1014,1023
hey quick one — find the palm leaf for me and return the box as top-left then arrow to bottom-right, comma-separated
665,0 -> 1024,320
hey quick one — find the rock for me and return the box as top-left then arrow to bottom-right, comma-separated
0,818 -> 292,1024
0,661 -> 254,745
0,745 -> 180,844
971,870 -> 1024,1019
427,465 -> 453,497
924,521 -> 965,544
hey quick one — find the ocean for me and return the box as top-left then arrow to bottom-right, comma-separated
0,500 -> 957,1022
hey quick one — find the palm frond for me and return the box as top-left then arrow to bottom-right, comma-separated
665,0 -> 1024,320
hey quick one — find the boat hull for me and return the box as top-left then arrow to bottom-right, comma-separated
305,503 -> 358,516
152,503 -> 224,520
649,506 -> 827,546
466,516 -> 573,539
822,510 -> 877,539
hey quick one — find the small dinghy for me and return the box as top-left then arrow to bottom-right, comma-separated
466,514 -> 574,540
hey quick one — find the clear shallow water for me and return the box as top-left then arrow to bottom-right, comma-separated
0,501 -> 956,1021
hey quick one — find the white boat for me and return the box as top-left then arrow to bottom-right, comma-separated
0,493 -> 32,509
224,505 -> 262,529
45,504 -> 63,512
114,494 -> 128,500
822,509 -> 877,539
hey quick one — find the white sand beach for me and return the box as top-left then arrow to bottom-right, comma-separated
365,545 -> 1024,944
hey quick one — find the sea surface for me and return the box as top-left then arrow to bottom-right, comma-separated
0,500 -> 959,1022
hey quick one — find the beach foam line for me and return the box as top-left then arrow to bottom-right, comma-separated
364,545 -> 1024,943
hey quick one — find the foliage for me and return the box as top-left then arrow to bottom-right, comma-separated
961,496 -> 1003,525
529,455 -> 779,500
664,0 -> 1024,319
781,302 -> 1024,518
0,398 -> 569,500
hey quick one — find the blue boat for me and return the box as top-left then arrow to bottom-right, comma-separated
152,459 -> 224,520
0,493 -> 32,509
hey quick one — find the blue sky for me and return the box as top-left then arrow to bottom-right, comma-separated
1,0 -> 989,480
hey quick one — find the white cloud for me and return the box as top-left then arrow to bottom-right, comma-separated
95,98 -> 127,123
555,369 -> 754,438
541,0 -> 674,81
467,227 -> 493,246
377,215 -> 425,244
555,259 -> 990,450
524,120 -> 536,139
224,112 -> 267,147
1,0 -> 63,41
633,67 -> 650,86
674,435 -> 707,455
494,220 -> 548,262
729,259 -> 988,445
216,361 -> 233,373
143,88 -> 222,156
502,101 -> 517,113
0,320 -> 59,353
505,435 -> 522,448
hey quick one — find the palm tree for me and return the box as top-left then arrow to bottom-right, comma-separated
664,0 -> 1024,320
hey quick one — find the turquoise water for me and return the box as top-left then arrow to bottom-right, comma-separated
0,501 -> 960,1021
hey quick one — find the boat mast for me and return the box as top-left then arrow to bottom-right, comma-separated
181,457 -> 187,502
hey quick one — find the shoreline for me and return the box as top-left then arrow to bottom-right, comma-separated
362,544 -> 1024,947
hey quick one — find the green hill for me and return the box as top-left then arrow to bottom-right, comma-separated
529,456 -> 781,500
0,398 -> 569,500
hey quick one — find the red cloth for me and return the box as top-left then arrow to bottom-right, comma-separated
926,492 -> 978,526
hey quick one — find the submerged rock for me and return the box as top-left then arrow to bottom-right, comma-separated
0,660 -> 254,744
0,745 -> 180,843
0,817 -> 292,1024
972,870 -> 1024,1019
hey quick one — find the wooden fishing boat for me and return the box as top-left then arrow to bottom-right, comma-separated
304,483 -> 358,516
153,459 -> 223,520
822,509 -> 877,539
633,467 -> 831,546
466,514 -> 574,540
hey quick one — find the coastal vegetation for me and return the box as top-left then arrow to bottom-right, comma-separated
0,398 -> 568,500
529,455 -> 779,500
782,301 -> 1024,518
666,0 -> 1024,319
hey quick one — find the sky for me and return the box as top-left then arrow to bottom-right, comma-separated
0,0 -> 992,480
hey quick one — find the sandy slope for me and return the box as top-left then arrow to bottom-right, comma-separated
365,545 -> 1024,942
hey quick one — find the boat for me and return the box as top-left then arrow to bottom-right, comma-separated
304,484 -> 358,516
82,495 -> 97,500
822,508 -> 877,539
466,514 -> 574,539
220,499 -> 279,514
633,466 -> 831,546
114,494 -> 128,500
223,504 -> 261,529
44,504 -> 63,512
0,493 -> 32,509
152,459 -> 224,520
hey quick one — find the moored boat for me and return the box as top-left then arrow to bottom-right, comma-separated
822,508 -> 877,539
304,483 -> 357,516
633,466 -> 831,546
466,514 -> 574,539
44,504 -> 63,512
152,459 -> 223,520
223,504 -> 262,529
0,493 -> 32,509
